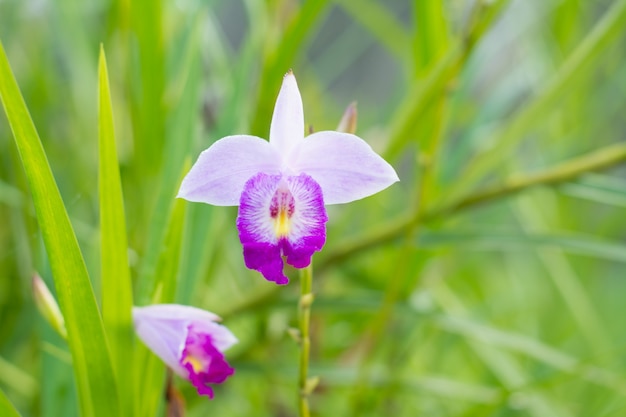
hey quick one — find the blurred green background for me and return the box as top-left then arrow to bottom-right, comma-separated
2,0 -> 626,416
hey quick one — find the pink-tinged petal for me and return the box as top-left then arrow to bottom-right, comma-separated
177,135 -> 282,206
239,241 -> 287,284
290,131 -> 399,204
132,304 -> 238,398
236,173 -> 327,284
269,71 -> 304,157
191,318 -> 238,352
182,325 -> 235,398
133,306 -> 189,376
134,304 -> 221,323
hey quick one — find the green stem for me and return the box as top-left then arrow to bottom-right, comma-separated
319,142 -> 626,271
298,264 -> 314,417
444,0 -> 626,203
217,142 -> 626,326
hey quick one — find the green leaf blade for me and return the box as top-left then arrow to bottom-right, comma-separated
0,388 -> 22,417
98,46 -> 134,417
0,41 -> 119,417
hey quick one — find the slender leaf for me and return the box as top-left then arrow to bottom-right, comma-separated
417,230 -> 626,263
436,315 -> 626,395
0,388 -> 21,417
433,282 -> 574,417
98,46 -> 133,417
446,0 -> 626,202
136,18 -> 200,305
130,0 -> 165,174
0,41 -> 119,417
412,0 -> 450,75
137,165 -> 188,417
0,356 -> 36,400
334,0 -> 411,62
250,0 -> 330,137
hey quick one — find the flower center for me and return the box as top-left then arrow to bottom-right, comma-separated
182,352 -> 208,373
180,325 -> 235,398
269,183 -> 295,238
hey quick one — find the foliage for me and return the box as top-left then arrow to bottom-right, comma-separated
1,0 -> 626,416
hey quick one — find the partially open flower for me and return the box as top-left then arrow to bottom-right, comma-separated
133,304 -> 237,399
178,71 -> 399,284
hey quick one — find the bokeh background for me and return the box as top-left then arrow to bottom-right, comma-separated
2,0 -> 626,416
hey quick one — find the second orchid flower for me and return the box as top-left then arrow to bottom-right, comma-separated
133,304 -> 237,399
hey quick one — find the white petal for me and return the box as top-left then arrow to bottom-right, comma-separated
132,304 -> 238,376
193,320 -> 239,352
132,306 -> 188,377
269,72 -> 304,157
290,131 -> 399,204
178,135 -> 282,206
133,304 -> 221,323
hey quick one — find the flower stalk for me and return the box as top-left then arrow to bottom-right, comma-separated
298,263 -> 315,417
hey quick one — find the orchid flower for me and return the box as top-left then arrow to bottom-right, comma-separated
132,304 -> 237,399
178,71 -> 399,285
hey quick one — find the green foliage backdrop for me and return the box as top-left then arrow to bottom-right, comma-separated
1,0 -> 626,416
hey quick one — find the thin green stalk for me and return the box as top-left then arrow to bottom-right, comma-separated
348,85 -> 449,415
98,46 -> 133,417
320,142 -> 626,270
250,0 -> 330,138
383,0 -> 510,160
0,388 -> 22,417
444,0 -> 626,203
298,264 -> 314,417
215,142 -> 626,327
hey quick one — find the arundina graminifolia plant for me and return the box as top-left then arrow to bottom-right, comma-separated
178,71 -> 398,285
139,71 -> 399,414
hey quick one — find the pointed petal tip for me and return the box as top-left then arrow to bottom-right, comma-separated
270,71 -> 304,150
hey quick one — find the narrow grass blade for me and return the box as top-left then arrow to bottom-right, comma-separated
0,356 -> 36,401
136,19 -> 200,305
0,388 -> 21,417
514,193 -> 611,360
334,0 -> 410,62
436,315 -> 626,395
383,0 -> 510,160
446,0 -> 626,202
417,230 -> 626,263
433,282 -> 574,417
98,46 -> 133,417
130,0 -> 165,174
250,0 -> 330,137
136,165 -> 187,417
562,174 -> 626,207
0,42 -> 119,417
412,1 -> 450,75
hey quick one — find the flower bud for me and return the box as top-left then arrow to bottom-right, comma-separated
337,101 -> 358,134
32,274 -> 67,339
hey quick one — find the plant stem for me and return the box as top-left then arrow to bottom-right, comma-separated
298,263 -> 314,417
219,141 -> 626,323
319,142 -> 626,271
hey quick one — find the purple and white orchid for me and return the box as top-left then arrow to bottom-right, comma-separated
133,304 -> 237,399
178,71 -> 398,284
